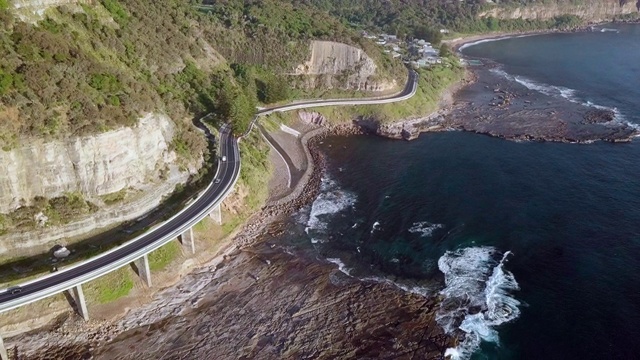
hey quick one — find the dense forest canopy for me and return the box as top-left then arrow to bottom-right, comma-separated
297,0 -> 633,37
0,0 -> 404,148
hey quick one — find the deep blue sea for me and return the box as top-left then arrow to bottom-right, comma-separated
286,24 -> 640,359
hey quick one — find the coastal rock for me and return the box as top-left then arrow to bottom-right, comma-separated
583,109 -> 615,124
446,65 -> 639,143
297,111 -> 327,126
9,247 -> 452,360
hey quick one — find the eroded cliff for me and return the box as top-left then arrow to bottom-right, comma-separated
294,41 -> 397,92
0,113 -> 200,256
480,0 -> 638,21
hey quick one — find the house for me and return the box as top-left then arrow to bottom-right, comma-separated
391,51 -> 402,58
440,29 -> 450,34
381,34 -> 398,42
423,45 -> 438,57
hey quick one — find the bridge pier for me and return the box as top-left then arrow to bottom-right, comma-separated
209,203 -> 222,225
179,227 -> 195,254
0,333 -> 8,360
70,284 -> 89,321
133,254 -> 152,287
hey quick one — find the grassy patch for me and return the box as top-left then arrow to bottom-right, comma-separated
238,131 -> 272,210
147,241 -> 182,271
84,267 -> 134,304
312,58 -> 464,124
100,188 -> 128,205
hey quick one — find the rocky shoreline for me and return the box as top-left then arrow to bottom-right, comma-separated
12,27 -> 639,360
6,122 -> 454,359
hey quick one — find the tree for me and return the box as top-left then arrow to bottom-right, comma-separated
0,70 -> 13,95
439,44 -> 452,58
413,26 -> 442,45
257,76 -> 290,104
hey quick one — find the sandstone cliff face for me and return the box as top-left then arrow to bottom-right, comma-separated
0,113 -> 183,214
0,113 -> 202,256
480,0 -> 637,21
295,41 -> 396,92
11,0 -> 91,22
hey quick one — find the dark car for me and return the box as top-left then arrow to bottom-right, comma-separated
7,286 -> 22,295
215,178 -> 221,183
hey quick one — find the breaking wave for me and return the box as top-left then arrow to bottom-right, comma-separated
327,257 -> 352,276
408,221 -> 444,238
305,176 -> 356,235
489,68 -> 635,128
436,246 -> 521,360
458,34 -> 535,52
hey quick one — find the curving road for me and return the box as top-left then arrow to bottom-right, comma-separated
0,69 -> 418,314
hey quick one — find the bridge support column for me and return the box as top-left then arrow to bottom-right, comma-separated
209,203 -> 222,225
71,284 -> 89,321
0,333 -> 8,360
133,254 -> 152,287
179,227 -> 195,254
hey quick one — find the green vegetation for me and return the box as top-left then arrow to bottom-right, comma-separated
238,131 -> 272,210
85,267 -> 134,304
100,188 -> 128,205
148,241 -> 181,271
0,193 -> 98,232
299,0 -> 606,37
313,54 -> 464,124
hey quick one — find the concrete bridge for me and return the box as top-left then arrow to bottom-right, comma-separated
0,70 -> 418,359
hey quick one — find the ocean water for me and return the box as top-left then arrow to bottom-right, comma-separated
284,24 -> 640,359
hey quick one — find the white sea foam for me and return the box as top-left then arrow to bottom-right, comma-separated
305,176 -> 356,234
490,68 -> 639,128
370,221 -> 382,233
408,221 -> 444,238
327,257 -> 352,276
361,275 -> 435,297
491,68 -> 578,102
459,34 -> 536,52
436,247 -> 520,360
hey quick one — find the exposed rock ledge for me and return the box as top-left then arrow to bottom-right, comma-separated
0,113 -> 201,257
294,40 -> 396,92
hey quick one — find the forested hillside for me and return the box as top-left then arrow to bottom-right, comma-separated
300,0 -> 639,39
0,0 -> 403,149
